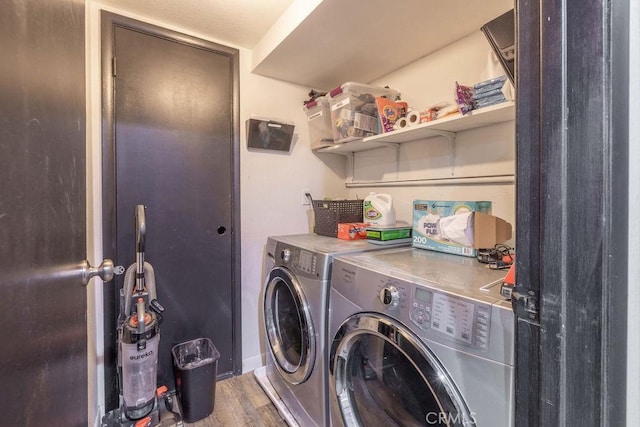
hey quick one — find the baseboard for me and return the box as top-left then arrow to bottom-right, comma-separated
242,352 -> 264,374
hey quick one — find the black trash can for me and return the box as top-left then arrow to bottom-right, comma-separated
171,338 -> 220,423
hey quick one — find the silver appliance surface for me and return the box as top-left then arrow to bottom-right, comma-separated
331,246 -> 507,302
328,247 -> 514,427
268,233 -> 402,256
262,234 -> 407,427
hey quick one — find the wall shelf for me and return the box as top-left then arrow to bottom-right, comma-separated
315,101 -> 515,155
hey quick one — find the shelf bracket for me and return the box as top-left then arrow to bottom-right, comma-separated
347,152 -> 355,184
394,143 -> 400,180
428,129 -> 456,176
345,142 -> 400,182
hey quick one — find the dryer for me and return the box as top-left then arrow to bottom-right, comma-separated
262,234 -> 406,427
328,247 -> 514,426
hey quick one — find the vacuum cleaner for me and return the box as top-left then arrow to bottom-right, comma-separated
102,205 -> 183,427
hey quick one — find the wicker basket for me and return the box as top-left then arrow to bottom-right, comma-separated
307,194 -> 364,237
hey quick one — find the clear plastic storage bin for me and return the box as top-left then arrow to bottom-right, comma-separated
328,82 -> 399,144
303,95 -> 334,150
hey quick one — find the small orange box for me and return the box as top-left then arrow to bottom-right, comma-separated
337,223 -> 370,240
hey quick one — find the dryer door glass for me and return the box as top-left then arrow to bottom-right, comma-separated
264,267 -> 315,385
331,313 -> 473,426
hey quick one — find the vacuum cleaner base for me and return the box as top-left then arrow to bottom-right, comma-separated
101,390 -> 183,427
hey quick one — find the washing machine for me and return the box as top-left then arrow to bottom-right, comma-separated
328,246 -> 514,427
261,234 -> 407,427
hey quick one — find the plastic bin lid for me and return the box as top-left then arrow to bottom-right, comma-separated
328,81 -> 399,100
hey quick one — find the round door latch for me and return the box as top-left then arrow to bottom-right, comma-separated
81,259 -> 115,286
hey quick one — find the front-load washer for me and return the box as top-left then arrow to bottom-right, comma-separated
328,247 -> 514,427
261,234 -> 407,427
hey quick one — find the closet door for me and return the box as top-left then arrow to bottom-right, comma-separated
102,12 -> 241,410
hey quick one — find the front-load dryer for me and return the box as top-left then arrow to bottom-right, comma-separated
261,234 -> 407,427
328,247 -> 514,427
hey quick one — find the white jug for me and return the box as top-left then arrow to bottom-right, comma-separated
363,193 -> 396,226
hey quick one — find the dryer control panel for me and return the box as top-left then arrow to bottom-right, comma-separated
410,287 -> 491,351
293,249 -> 317,275
275,243 -> 332,280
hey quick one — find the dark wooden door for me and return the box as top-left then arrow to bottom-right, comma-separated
0,1 -> 88,425
101,13 -> 241,410
514,0 -> 629,424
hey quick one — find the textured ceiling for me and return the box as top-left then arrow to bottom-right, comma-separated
99,0 -> 295,48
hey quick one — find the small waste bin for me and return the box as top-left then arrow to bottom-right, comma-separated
171,337 -> 220,423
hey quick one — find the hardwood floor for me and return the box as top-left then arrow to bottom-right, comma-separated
185,372 -> 287,426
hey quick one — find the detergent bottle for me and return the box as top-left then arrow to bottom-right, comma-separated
363,193 -> 396,226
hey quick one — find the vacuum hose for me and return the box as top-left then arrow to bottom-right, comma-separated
123,261 -> 157,316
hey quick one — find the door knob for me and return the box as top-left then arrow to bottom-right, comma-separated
81,259 -> 117,286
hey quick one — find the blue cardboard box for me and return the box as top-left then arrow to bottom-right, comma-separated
412,200 -> 510,257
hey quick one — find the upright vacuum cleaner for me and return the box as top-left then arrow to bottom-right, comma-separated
102,205 -> 182,427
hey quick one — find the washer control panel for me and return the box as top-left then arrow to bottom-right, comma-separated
292,248 -> 317,276
410,287 -> 491,351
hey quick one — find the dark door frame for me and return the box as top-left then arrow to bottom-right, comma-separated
514,0 -> 629,425
100,11 -> 241,410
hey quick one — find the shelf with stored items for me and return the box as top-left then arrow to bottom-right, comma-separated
314,101 -> 515,155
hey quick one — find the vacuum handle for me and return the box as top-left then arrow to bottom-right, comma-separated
135,205 -> 146,292
135,205 -> 146,255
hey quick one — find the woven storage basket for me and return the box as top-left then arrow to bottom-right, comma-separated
308,194 -> 363,237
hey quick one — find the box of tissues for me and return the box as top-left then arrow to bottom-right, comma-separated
412,200 -> 512,257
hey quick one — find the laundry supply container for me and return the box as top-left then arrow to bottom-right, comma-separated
172,337 -> 220,423
328,82 -> 399,144
303,95 -> 334,150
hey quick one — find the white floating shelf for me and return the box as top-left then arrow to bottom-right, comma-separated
316,101 -> 515,155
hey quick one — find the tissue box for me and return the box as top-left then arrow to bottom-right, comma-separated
412,200 -> 511,257
337,223 -> 369,240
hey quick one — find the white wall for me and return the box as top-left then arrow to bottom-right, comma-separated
86,1 -> 346,423
347,31 -> 516,241
239,55 -> 347,372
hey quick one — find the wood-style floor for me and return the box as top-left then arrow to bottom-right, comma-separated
185,372 -> 287,427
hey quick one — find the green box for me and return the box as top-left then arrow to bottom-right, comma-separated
366,226 -> 412,241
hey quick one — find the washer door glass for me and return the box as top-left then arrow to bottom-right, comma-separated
331,313 -> 474,426
264,267 -> 315,384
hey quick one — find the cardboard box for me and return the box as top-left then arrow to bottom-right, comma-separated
412,200 -> 511,257
337,222 -> 369,240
